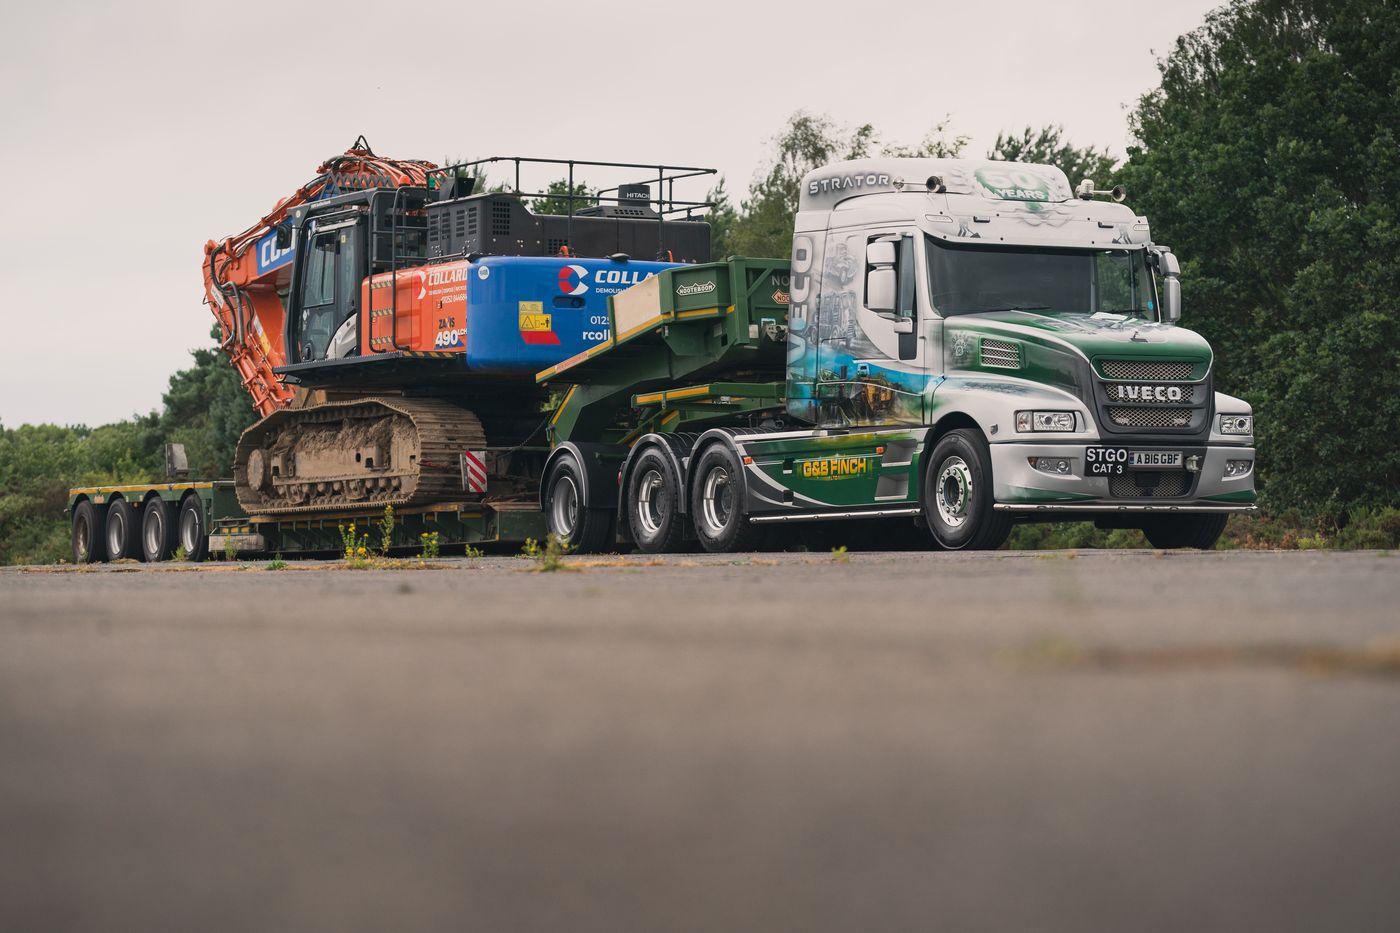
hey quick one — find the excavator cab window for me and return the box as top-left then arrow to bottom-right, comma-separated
295,226 -> 360,361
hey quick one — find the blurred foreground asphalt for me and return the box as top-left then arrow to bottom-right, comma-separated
2,549 -> 1399,932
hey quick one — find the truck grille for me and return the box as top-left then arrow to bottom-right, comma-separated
1103,383 -> 1196,403
1109,470 -> 1190,498
1107,407 -> 1193,428
980,338 -> 1020,369
1101,359 -> 1196,381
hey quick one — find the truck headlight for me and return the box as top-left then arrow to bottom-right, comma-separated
1224,459 -> 1253,477
1219,414 -> 1253,435
1015,411 -> 1075,432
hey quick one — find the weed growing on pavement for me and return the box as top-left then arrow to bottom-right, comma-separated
339,522 -> 371,567
223,536 -> 237,562
378,505 -> 395,557
265,554 -> 288,571
831,545 -> 849,563
419,530 -> 440,560
523,534 -> 573,572
173,545 -> 188,562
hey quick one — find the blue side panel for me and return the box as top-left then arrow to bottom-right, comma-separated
255,228 -> 294,275
465,256 -> 681,372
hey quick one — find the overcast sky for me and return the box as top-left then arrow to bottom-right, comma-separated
0,0 -> 1220,427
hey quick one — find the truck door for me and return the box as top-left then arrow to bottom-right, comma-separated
812,229 -> 925,427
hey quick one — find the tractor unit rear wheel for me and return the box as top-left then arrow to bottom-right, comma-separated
71,500 -> 106,564
922,429 -> 1012,551
104,498 -> 141,562
1140,514 -> 1229,550
690,445 -> 762,553
544,457 -> 613,554
178,495 -> 209,562
141,497 -> 175,562
626,447 -> 687,554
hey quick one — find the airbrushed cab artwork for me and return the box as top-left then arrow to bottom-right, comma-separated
770,157 -> 1257,549
540,156 -> 1257,554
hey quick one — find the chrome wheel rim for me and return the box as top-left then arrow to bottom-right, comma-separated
77,515 -> 91,559
180,507 -> 200,553
107,510 -> 125,556
550,474 -> 579,540
700,466 -> 732,534
936,456 -> 973,528
143,509 -> 163,557
635,469 -> 666,538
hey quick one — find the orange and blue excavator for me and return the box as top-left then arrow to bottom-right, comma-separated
201,137 -> 713,515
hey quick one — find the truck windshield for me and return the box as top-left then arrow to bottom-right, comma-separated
925,237 -> 1158,320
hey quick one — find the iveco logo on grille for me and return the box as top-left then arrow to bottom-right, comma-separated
1114,384 -> 1184,402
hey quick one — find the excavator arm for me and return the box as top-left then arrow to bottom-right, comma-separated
201,137 -> 435,417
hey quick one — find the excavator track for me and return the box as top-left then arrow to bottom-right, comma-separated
234,397 -> 485,515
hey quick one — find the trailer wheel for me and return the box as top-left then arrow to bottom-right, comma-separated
690,445 -> 762,553
72,500 -> 107,564
104,499 -> 141,561
178,495 -> 209,562
922,429 -> 1011,550
1140,514 -> 1228,550
626,447 -> 687,553
141,498 -> 175,562
544,458 -> 612,553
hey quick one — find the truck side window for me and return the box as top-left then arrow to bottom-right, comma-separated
897,235 -> 916,320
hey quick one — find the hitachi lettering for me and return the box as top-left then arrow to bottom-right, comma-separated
807,173 -> 893,196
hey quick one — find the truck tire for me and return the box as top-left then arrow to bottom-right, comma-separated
544,457 -> 613,554
178,495 -> 209,562
72,500 -> 107,564
1140,514 -> 1229,550
141,497 -> 176,562
922,429 -> 1012,550
690,444 -> 762,553
105,498 -> 141,561
626,447 -> 687,553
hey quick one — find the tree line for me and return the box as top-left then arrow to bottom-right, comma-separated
2,0 -> 1396,562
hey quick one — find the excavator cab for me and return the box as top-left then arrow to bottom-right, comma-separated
290,212 -> 362,362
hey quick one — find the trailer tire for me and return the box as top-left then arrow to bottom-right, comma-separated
690,445 -> 762,553
72,500 -> 106,564
544,458 -> 613,554
105,498 -> 141,561
141,497 -> 176,562
1140,514 -> 1228,550
626,447 -> 687,553
178,495 -> 209,562
922,429 -> 1011,550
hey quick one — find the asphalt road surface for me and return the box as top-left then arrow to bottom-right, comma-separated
3,550 -> 1399,932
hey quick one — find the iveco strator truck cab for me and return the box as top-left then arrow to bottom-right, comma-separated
571,157 -> 1257,553
768,156 -> 1258,549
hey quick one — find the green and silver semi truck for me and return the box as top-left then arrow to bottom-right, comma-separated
68,156 -> 1256,561
538,157 -> 1257,553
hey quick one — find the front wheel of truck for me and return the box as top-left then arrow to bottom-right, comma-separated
1140,514 -> 1229,550
922,429 -> 1012,551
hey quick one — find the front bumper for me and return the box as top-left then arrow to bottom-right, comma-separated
989,441 -> 1257,512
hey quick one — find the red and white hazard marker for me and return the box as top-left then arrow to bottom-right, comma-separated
461,450 -> 488,493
